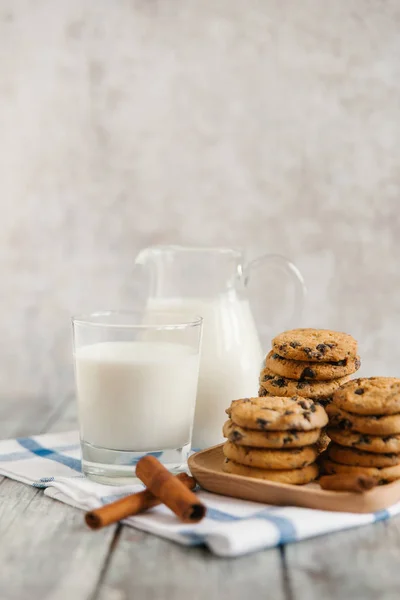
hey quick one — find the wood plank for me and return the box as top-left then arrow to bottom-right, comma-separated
0,396 -> 117,600
0,479 -> 40,534
0,487 -> 116,600
96,526 -> 286,600
284,515 -> 400,600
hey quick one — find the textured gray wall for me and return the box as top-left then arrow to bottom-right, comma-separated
1,0 -> 399,407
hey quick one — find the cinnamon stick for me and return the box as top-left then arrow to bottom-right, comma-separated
136,455 -> 206,523
319,474 -> 379,493
85,472 -> 196,530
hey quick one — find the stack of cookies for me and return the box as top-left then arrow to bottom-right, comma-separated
222,396 -> 328,484
259,329 -> 361,408
323,378 -> 400,484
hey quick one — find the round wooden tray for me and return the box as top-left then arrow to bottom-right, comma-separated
188,444 -> 400,513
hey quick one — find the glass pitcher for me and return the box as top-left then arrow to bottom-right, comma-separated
135,246 -> 306,449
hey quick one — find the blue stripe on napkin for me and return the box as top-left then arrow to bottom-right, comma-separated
0,443 -> 79,463
180,532 -> 206,546
373,509 -> 390,522
206,508 -> 239,521
257,511 -> 297,544
206,507 -> 297,544
17,437 -> 82,472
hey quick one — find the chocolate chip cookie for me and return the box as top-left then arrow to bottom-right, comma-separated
272,329 -> 358,362
265,351 -> 361,381
326,404 -> 400,435
223,458 -> 319,484
226,397 -> 328,432
333,377 -> 400,416
222,420 -> 321,448
223,441 -> 318,469
327,442 -> 400,468
327,427 -> 400,454
321,458 -> 400,483
259,367 -> 351,400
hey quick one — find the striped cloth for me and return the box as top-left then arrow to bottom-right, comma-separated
0,430 -> 399,557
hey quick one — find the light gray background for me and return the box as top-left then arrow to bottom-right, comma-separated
1,0 -> 399,408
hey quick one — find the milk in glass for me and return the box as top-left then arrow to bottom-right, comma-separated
75,341 -> 199,452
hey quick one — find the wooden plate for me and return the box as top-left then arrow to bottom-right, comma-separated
188,444 -> 400,514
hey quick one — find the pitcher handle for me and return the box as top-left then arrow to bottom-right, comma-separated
244,254 -> 307,333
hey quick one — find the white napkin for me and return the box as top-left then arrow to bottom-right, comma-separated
0,430 -> 398,557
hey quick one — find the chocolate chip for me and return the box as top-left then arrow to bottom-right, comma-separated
259,388 -> 268,397
273,377 -> 287,388
316,343 -> 328,354
290,341 -> 300,349
297,381 -> 307,389
355,388 -> 364,395
357,434 -> 371,445
257,418 -> 270,429
272,353 -> 281,360
283,436 -> 293,444
288,429 -> 299,438
284,410 -> 294,415
310,404 -> 317,412
231,430 -> 243,442
300,367 -> 316,380
263,374 -> 274,382
338,418 -> 352,430
383,436 -> 394,442
299,400 -> 309,409
336,359 -> 347,366
303,347 -> 312,357
303,411 -> 311,422
318,397 -> 332,407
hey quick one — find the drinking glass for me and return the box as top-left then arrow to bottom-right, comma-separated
72,310 -> 202,484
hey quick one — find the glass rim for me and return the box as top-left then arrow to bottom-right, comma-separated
71,310 -> 203,330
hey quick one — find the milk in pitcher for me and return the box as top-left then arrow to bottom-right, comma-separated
147,292 -> 263,448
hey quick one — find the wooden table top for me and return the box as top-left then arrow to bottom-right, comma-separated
1,394 -> 400,600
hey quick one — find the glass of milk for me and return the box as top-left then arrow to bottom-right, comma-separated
72,310 -> 202,484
